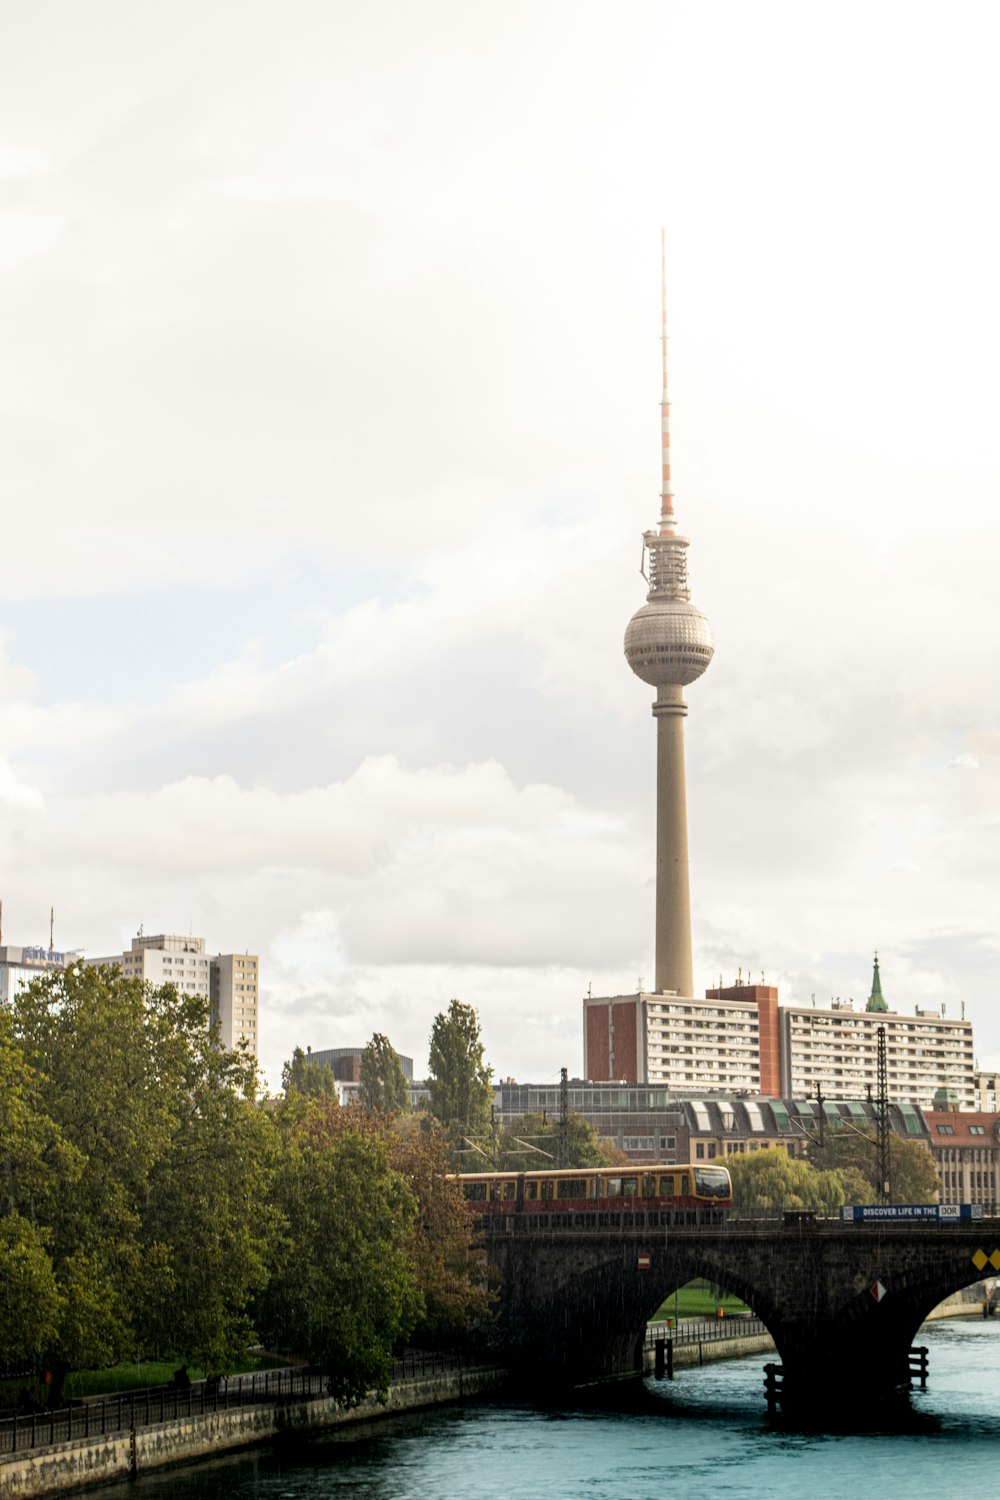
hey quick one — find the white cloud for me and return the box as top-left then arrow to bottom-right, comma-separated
1,2 -> 999,1088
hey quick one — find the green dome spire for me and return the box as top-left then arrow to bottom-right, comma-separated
867,952 -> 888,1013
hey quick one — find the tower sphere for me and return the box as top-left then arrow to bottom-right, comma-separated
624,597 -> 714,688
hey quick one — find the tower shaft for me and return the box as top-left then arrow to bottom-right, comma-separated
654,685 -> 693,996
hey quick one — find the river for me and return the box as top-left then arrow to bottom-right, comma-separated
103,1319 -> 1000,1500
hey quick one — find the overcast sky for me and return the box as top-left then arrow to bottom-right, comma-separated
2,1 -> 998,1090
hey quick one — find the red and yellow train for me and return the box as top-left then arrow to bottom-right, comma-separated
457,1163 -> 732,1220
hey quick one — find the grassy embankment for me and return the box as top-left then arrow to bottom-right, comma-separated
653,1278 -> 749,1321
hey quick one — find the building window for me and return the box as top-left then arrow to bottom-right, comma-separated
936,1125 -> 955,1135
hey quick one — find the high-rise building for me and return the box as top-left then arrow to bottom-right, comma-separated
86,932 -> 260,1057
583,984 -> 779,1094
584,959 -> 975,1111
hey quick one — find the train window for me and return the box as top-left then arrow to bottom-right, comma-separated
502,1181 -> 517,1201
557,1178 -> 588,1200
540,1180 -> 555,1200
680,1174 -> 690,1195
658,1176 -> 675,1196
489,1182 -> 501,1201
524,1181 -> 538,1201
621,1177 -> 638,1197
642,1175 -> 656,1198
605,1178 -> 622,1198
464,1183 -> 487,1201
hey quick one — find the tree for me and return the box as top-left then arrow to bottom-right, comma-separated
496,1112 -> 617,1172
390,1116 -> 493,1337
427,1000 -> 493,1146
727,1149 -> 848,1215
9,965 -> 277,1393
0,1011 -> 72,1367
809,1128 -> 938,1205
0,1216 -> 62,1369
360,1033 -> 410,1113
258,1100 -> 421,1406
137,1041 -> 279,1372
281,1046 -> 338,1099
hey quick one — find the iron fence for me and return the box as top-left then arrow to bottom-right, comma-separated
644,1314 -> 770,1348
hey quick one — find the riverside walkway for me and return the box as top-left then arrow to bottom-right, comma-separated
0,1353 -> 507,1498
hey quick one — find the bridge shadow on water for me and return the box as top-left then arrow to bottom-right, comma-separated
524,1371 -> 945,1439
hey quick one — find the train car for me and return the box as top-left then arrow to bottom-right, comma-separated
456,1163 -> 732,1223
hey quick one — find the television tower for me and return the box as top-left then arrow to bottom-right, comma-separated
623,233 -> 714,996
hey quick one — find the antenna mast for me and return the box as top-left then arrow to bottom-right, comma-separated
659,227 -> 676,536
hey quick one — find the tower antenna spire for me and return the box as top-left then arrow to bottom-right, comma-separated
660,227 -> 676,535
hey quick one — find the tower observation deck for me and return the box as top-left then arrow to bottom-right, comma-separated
623,233 -> 713,997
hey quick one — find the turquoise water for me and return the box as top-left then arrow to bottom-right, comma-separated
113,1320 -> 1000,1500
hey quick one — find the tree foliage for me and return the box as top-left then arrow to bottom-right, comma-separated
390,1116 -> 493,1337
3,966 -> 275,1390
727,1149 -> 850,1215
427,999 -> 493,1144
809,1128 -> 939,1205
258,1099 -> 421,1406
360,1033 -> 410,1113
496,1112 -> 617,1172
0,971 -> 494,1405
281,1046 -> 338,1099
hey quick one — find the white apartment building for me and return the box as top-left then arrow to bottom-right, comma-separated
643,995 -> 762,1092
779,1001 -> 975,1110
87,933 -> 259,1057
583,988 -> 769,1092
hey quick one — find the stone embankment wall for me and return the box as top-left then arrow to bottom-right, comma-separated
642,1330 -> 775,1374
0,1366 -> 506,1500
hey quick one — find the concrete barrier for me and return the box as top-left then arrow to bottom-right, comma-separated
0,1366 -> 507,1499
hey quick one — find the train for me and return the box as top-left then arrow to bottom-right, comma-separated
457,1162 -> 732,1221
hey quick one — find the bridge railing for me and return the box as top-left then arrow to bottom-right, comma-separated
644,1314 -> 770,1348
0,1351 -> 484,1459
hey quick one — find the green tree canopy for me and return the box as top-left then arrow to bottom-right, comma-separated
727,1149 -> 849,1215
809,1128 -> 939,1205
7,966 -> 277,1391
427,999 -> 493,1146
258,1099 -> 421,1406
137,1040 -> 279,1372
496,1112 -> 617,1172
360,1033 -> 410,1113
281,1046 -> 338,1099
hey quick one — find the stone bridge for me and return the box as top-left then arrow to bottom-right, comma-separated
484,1215 -> 1000,1410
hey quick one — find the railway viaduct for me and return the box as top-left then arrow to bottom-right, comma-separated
484,1216 -> 1000,1409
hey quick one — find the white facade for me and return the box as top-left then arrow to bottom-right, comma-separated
644,995 -> 762,1092
87,933 -> 259,1057
779,1002 -> 975,1110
